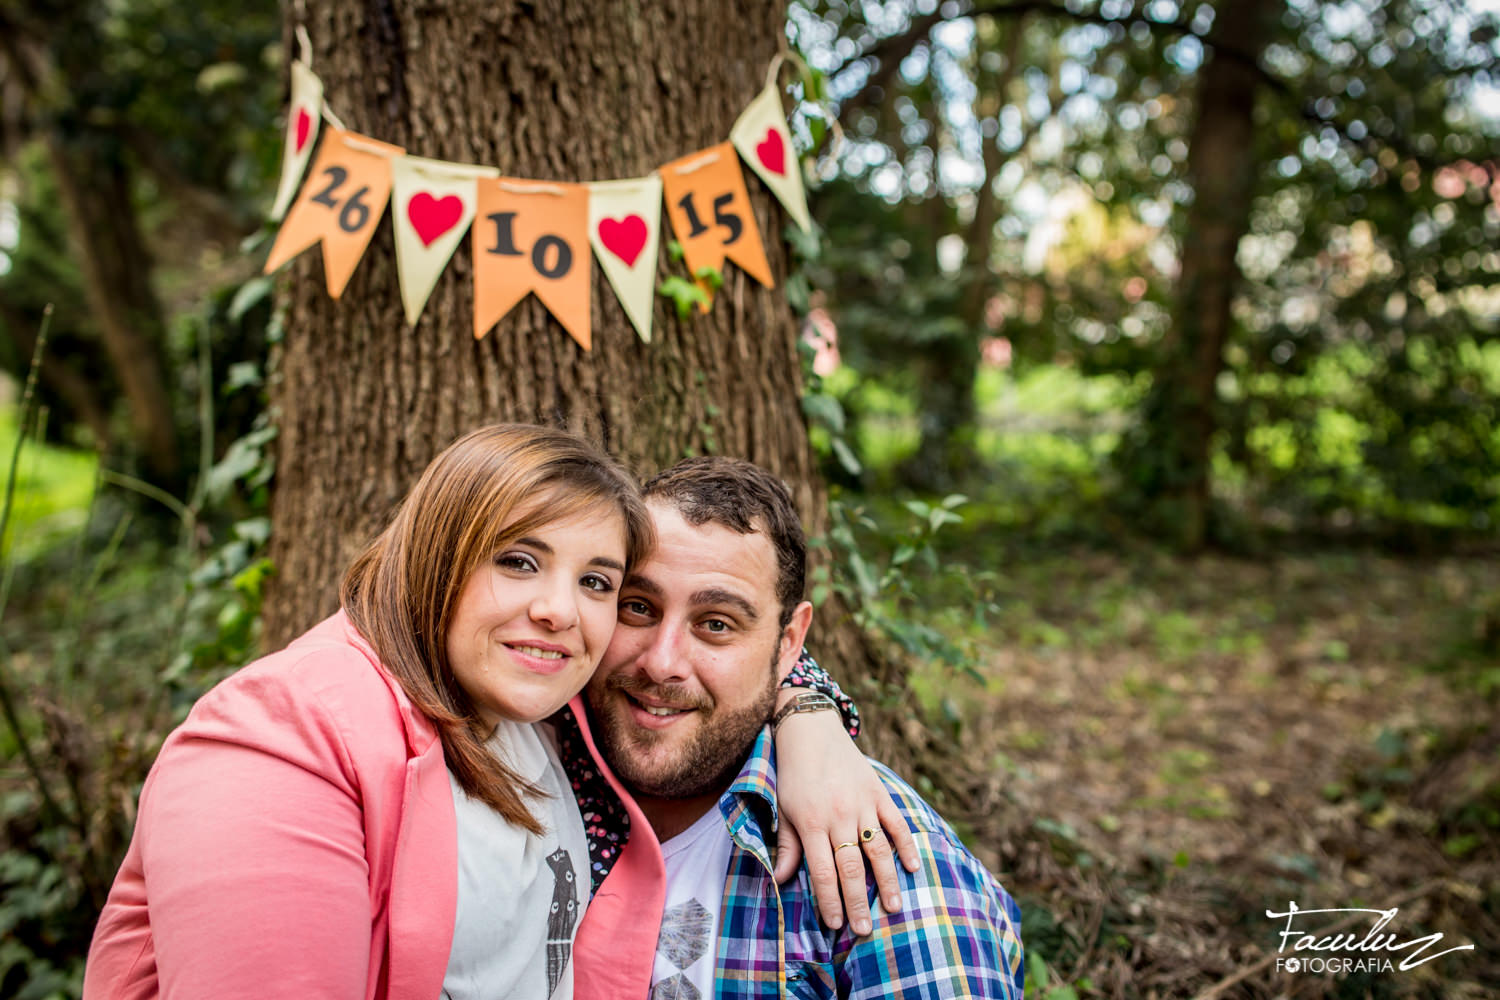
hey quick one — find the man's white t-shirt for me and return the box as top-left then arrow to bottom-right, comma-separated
650,807 -> 734,1000
443,719 -> 589,1000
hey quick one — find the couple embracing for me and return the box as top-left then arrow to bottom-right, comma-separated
85,424 -> 1024,999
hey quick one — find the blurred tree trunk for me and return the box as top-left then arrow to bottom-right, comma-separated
900,16 -> 1023,493
45,135 -> 181,484
262,0 -> 917,770
0,5 -> 182,484
1121,0 -> 1281,550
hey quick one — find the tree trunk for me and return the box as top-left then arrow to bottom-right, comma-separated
44,133 -> 181,486
263,0 -> 917,769
896,15 -> 1023,493
1123,0 -> 1280,549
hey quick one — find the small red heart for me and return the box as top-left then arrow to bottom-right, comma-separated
407,192 -> 464,247
294,108 -> 312,154
755,128 -> 786,176
598,214 -> 648,267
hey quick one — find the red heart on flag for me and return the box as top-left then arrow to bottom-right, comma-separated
756,128 -> 786,176
294,108 -> 312,154
407,193 -> 464,247
598,215 -> 648,267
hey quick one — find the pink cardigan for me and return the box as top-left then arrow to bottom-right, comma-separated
83,612 -> 664,1000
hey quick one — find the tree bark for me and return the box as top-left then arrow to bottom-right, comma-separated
1124,0 -> 1280,549
263,0 -> 915,768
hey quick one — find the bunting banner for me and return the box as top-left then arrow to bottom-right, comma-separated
587,176 -> 663,343
269,61 -> 324,222
392,155 -> 498,326
472,178 -> 592,350
264,128 -> 405,298
731,82 -> 811,235
263,58 -> 811,349
659,142 -> 773,311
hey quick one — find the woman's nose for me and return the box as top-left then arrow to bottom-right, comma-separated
529,578 -> 580,631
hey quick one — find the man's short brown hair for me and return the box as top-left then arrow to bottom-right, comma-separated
641,457 -> 805,627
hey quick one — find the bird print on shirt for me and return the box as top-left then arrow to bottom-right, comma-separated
546,848 -> 579,997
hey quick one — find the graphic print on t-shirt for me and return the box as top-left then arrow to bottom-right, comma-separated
651,899 -> 713,1000
546,847 -> 579,996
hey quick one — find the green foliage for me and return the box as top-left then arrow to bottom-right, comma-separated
0,272 -> 276,996
0,0 -> 281,477
657,275 -> 711,320
793,0 -> 1500,545
0,411 -> 97,563
810,491 -> 997,696
1024,952 -> 1082,1000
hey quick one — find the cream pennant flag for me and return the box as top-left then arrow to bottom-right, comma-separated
269,61 -> 324,222
586,176 -> 663,343
391,155 -> 498,326
730,83 -> 811,234
264,128 -> 405,298
472,179 -> 592,350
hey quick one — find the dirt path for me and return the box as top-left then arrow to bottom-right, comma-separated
932,550 -> 1500,997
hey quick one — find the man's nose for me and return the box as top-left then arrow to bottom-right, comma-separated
636,624 -> 688,685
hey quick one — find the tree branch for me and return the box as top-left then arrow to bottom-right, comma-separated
831,0 -> 1488,181
835,0 -> 1213,120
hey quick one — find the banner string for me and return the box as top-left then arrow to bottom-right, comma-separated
342,133 -> 395,157
670,150 -> 721,176
405,156 -> 496,180
322,100 -> 348,132
295,24 -> 313,68
496,181 -> 569,195
764,49 -> 845,179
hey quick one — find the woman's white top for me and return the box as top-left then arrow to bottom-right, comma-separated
442,719 -> 589,1000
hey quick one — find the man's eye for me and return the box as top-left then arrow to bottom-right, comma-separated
619,599 -> 653,618
701,619 -> 730,634
581,573 -> 616,594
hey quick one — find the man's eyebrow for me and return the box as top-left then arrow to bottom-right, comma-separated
516,538 -> 624,573
690,587 -> 760,623
621,573 -> 664,596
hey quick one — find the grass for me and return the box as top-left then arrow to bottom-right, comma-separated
0,405 -> 98,563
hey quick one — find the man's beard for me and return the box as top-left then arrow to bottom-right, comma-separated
586,662 -> 778,800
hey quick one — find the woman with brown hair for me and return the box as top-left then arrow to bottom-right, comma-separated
82,424 -> 901,1000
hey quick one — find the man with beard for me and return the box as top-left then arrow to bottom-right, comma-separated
582,457 -> 1024,1000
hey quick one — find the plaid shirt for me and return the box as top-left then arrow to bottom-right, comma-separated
712,728 -> 1025,999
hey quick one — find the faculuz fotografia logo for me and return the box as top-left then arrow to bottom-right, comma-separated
1268,901 -> 1474,977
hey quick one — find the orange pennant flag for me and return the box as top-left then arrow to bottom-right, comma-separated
472,178 -> 592,351
660,142 -> 773,310
264,128 -> 405,298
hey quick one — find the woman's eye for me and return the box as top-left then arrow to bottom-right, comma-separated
581,573 -> 616,594
496,553 -> 537,572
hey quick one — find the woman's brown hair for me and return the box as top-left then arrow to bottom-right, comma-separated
341,424 -> 652,833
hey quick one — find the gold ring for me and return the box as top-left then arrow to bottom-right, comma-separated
860,827 -> 877,843
834,841 -> 859,853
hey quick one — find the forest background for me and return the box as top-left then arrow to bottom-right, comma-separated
1,0 -> 1497,997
